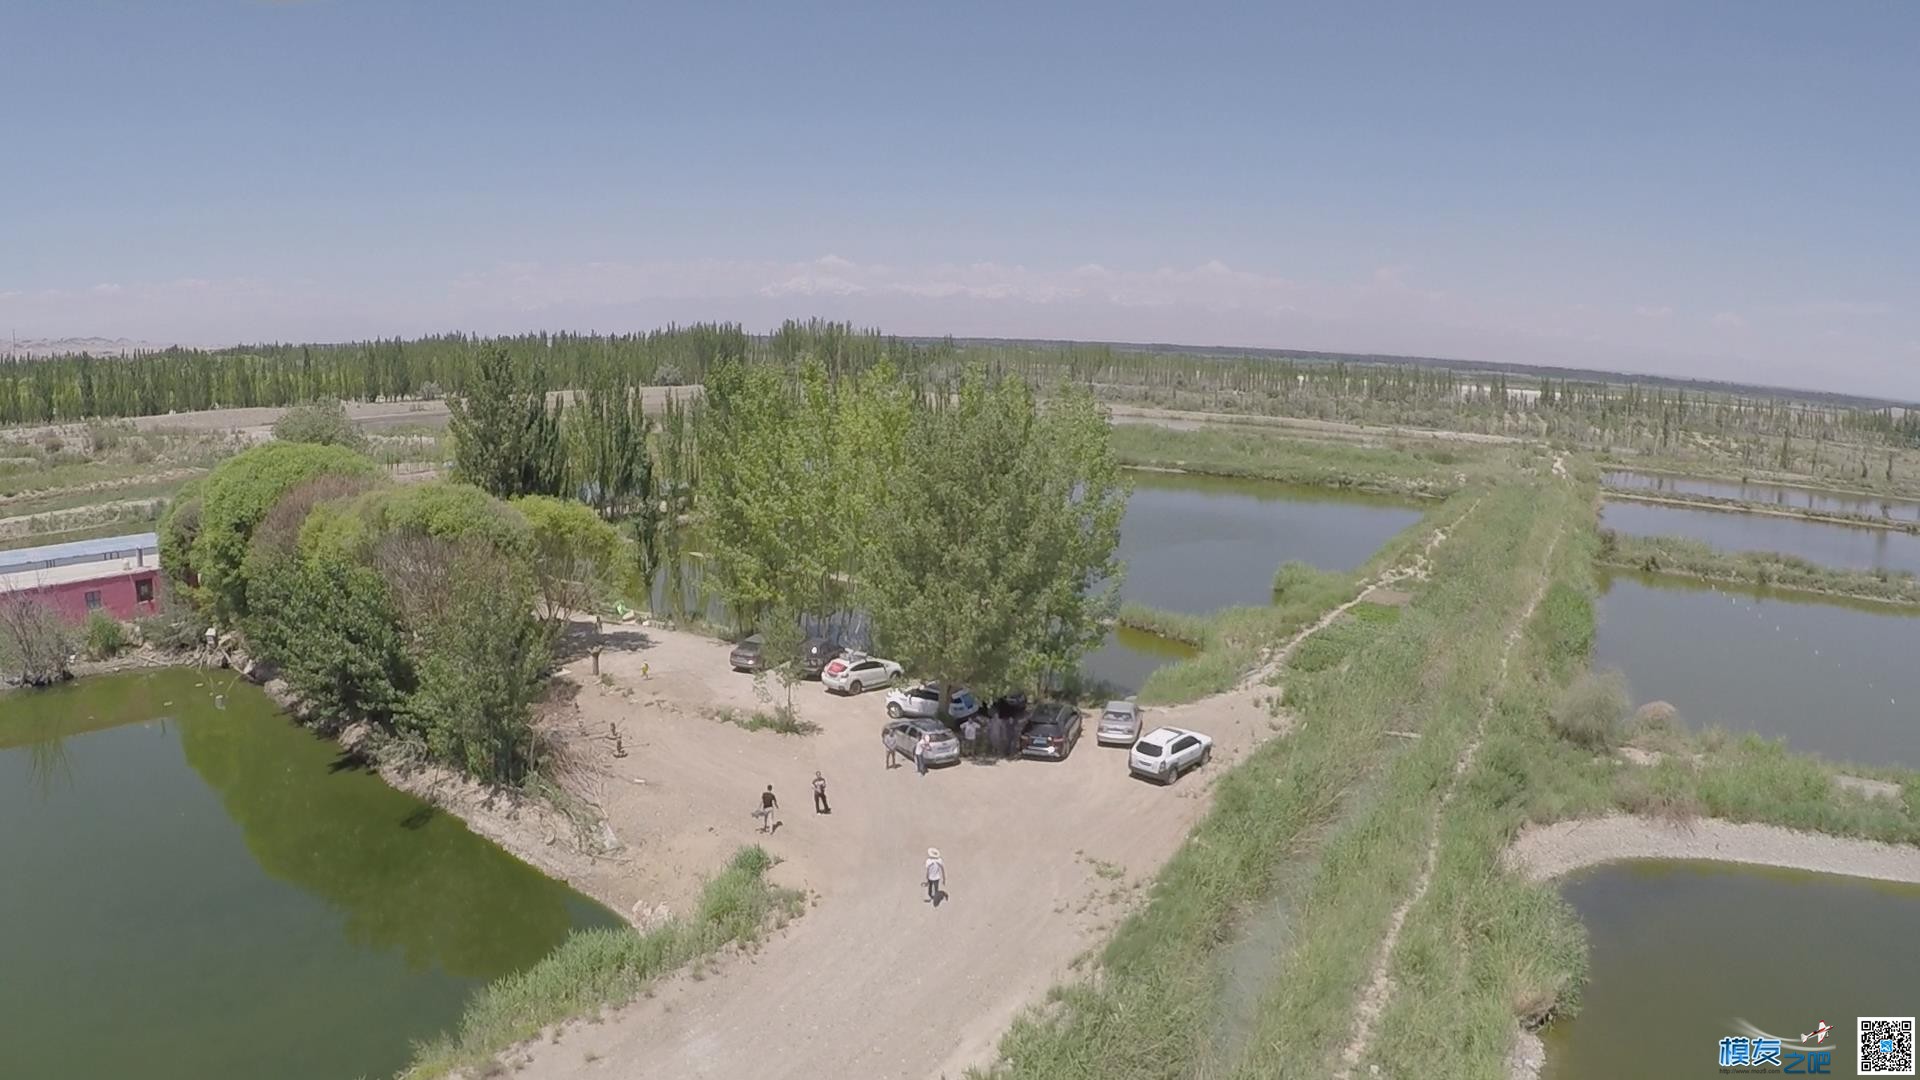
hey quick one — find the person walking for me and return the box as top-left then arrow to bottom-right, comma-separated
924,847 -> 945,904
812,771 -> 830,814
914,733 -> 930,776
757,784 -> 780,834
885,730 -> 899,770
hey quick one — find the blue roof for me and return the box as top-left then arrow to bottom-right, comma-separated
0,532 -> 159,574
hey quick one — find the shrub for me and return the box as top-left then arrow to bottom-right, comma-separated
136,602 -> 203,651
0,593 -> 72,685
1271,560 -> 1334,599
1551,671 -> 1629,751
712,706 -> 820,736
83,613 -> 129,659
162,442 -> 379,619
514,495 -> 624,627
271,397 -> 366,450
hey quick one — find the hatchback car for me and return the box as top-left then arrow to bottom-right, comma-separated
821,652 -> 902,695
1129,726 -> 1214,784
798,635 -> 848,679
1096,701 -> 1142,746
885,683 -> 981,721
1020,702 -> 1083,760
728,634 -> 765,672
881,718 -> 961,766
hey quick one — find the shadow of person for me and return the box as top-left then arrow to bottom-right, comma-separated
932,886 -> 947,908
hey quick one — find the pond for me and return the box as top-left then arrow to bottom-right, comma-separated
1541,860 -> 1920,1079
1081,471 -> 1423,694
1594,570 -> 1920,767
1603,469 -> 1920,522
1600,498 -> 1920,576
0,670 -> 620,1080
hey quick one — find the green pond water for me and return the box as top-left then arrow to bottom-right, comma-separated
1542,860 -> 1920,1079
1595,570 -> 1920,767
1603,469 -> 1920,522
0,669 -> 620,1080
1601,498 -> 1920,575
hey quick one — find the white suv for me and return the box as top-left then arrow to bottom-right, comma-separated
821,653 -> 902,695
885,683 -> 980,721
1128,726 -> 1213,785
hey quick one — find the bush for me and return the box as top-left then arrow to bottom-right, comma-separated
160,442 -> 379,619
83,613 -> 129,659
136,602 -> 204,651
1551,671 -> 1629,751
1271,560 -> 1334,599
271,398 -> 367,450
0,594 -> 72,685
712,705 -> 820,736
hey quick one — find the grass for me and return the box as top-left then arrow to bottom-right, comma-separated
401,846 -> 804,1079
1110,423 -> 1486,498
1599,530 -> 1920,605
711,705 -> 821,736
975,482 -> 1557,1080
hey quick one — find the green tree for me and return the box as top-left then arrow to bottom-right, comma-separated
271,397 -> 367,450
449,345 -> 567,499
513,495 -> 624,630
865,371 -> 1126,709
405,548 -> 550,785
571,370 -> 653,518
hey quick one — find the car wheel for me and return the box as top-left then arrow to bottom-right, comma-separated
887,702 -> 902,719
1201,746 -> 1212,767
850,680 -> 863,695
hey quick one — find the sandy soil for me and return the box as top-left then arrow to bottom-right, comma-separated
474,617 -> 1284,1080
466,522 -> 1457,1080
1505,814 -> 1920,886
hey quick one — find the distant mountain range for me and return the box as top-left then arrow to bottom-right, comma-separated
2,336 -> 175,359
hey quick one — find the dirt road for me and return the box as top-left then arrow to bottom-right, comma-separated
466,613 -> 1307,1080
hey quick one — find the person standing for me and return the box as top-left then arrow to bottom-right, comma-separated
812,771 -> 831,814
914,733 -> 930,776
924,847 -> 945,904
757,784 -> 780,834
961,716 -> 981,758
885,728 -> 899,769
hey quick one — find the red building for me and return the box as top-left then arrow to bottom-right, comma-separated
0,532 -> 163,623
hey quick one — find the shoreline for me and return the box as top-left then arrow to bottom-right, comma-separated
1603,489 -> 1919,533
1502,814 -> 1920,1080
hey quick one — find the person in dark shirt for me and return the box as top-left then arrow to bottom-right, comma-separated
757,784 -> 780,833
812,771 -> 830,814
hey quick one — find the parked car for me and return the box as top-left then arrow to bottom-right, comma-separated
1020,702 -> 1083,760
728,634 -> 765,672
1096,701 -> 1142,746
799,635 -> 848,679
885,683 -> 981,721
1128,726 -> 1214,784
821,652 -> 902,695
881,718 -> 961,766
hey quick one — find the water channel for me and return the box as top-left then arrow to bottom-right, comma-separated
0,669 -> 620,1080
1541,859 -> 1920,1079
1594,570 -> 1920,767
1603,469 -> 1920,522
1600,498 -> 1920,576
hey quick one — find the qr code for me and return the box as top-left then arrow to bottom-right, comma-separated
1860,1017 -> 1916,1076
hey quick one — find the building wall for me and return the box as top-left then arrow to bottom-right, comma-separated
22,572 -> 163,623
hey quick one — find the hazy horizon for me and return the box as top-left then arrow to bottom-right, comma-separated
3,3 -> 1915,396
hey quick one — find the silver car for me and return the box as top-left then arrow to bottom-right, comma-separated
882,718 -> 961,766
1096,700 -> 1142,746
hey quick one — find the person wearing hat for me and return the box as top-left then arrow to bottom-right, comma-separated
924,847 -> 945,904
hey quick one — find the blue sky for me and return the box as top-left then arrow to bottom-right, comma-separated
2,1 -> 1916,395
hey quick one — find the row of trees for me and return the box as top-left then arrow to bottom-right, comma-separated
698,359 -> 1128,706
11,320 -> 1912,457
159,440 -> 622,784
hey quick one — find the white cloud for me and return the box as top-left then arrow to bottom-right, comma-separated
1710,311 -> 1747,329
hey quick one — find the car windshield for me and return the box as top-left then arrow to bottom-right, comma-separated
1135,742 -> 1164,757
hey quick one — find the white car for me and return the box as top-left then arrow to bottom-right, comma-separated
1128,726 -> 1213,785
821,652 -> 903,695
884,683 -> 981,721
1096,700 -> 1142,746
